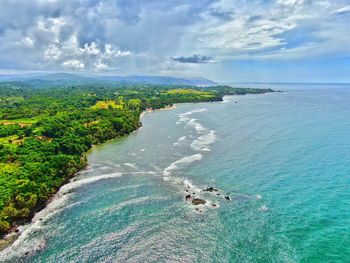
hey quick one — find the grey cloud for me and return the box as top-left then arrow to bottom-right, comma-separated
0,0 -> 213,73
209,9 -> 234,21
0,0 -> 350,75
172,55 -> 213,63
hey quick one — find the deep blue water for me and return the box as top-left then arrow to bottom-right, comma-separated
1,86 -> 350,262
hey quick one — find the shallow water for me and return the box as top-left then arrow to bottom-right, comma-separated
2,86 -> 350,262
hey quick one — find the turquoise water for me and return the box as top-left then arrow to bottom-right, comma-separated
2,86 -> 350,262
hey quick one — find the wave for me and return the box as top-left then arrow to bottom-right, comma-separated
222,96 -> 233,103
62,172 -> 123,193
186,118 -> 207,134
173,136 -> 187,146
190,130 -> 216,152
178,108 -> 207,117
0,195 -> 81,261
177,108 -> 207,126
0,172 -> 125,261
163,153 -> 203,177
183,178 -> 203,194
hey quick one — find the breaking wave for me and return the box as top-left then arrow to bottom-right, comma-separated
163,154 -> 203,177
0,172 -> 125,261
190,130 -> 216,152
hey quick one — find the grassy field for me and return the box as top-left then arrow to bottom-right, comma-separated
0,118 -> 37,127
91,100 -> 124,110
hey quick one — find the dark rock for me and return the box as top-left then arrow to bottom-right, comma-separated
15,229 -> 19,233
192,198 -> 206,205
185,194 -> 192,201
224,196 -> 231,200
25,252 -> 29,255
216,193 -> 220,196
203,187 -> 219,192
192,193 -> 195,195
212,203 -> 217,207
185,189 -> 189,192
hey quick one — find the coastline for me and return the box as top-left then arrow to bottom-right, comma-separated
140,104 -> 177,119
0,90 -> 274,252
0,104 -> 178,251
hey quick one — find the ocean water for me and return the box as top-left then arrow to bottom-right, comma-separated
1,86 -> 350,262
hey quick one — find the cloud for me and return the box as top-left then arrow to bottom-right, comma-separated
62,59 -> 84,70
0,0 -> 349,78
172,54 -> 213,64
333,5 -> 350,15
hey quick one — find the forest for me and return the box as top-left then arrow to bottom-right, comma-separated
0,81 -> 273,236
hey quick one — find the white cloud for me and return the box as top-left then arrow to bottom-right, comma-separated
277,0 -> 306,7
62,59 -> 85,69
42,34 -> 132,71
0,0 -> 349,76
94,61 -> 110,71
181,0 -> 350,62
16,37 -> 34,48
333,5 -> 350,15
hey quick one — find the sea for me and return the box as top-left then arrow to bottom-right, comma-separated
1,84 -> 350,262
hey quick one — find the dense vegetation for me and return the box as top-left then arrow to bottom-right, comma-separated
0,81 -> 273,236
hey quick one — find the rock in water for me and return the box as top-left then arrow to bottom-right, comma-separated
203,187 -> 219,192
224,196 -> 231,200
185,194 -> 192,201
192,198 -> 206,205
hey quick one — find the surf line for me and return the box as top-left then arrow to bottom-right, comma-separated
161,108 -> 231,212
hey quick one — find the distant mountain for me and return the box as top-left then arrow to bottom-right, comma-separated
0,73 -> 217,86
98,75 -> 216,86
0,73 -> 44,81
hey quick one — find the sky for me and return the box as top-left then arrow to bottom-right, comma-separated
0,0 -> 350,83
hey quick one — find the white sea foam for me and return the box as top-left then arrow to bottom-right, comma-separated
179,108 -> 207,116
190,130 -> 216,152
256,194 -> 262,200
0,194 -> 77,260
163,154 -> 203,177
178,116 -> 190,123
186,118 -> 207,134
140,148 -> 146,152
0,172 -> 125,261
259,205 -> 269,212
183,179 -> 202,193
222,96 -> 233,103
62,172 -> 123,193
173,136 -> 187,146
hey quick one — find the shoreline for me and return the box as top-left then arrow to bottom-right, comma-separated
0,104 -> 178,251
140,104 -> 177,119
0,91 -> 274,251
